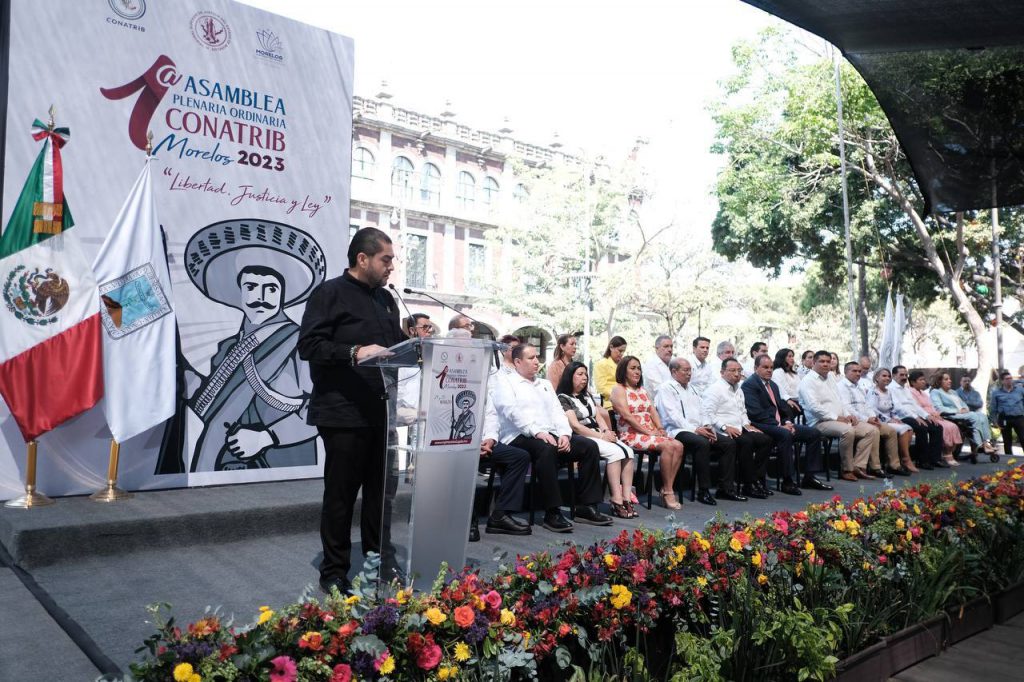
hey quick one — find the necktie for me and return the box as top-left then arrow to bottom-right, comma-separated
764,381 -> 781,424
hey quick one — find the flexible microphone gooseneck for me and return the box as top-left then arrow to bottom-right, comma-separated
388,283 -> 422,364
403,287 -> 501,370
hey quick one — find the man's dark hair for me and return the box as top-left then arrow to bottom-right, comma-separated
1000,370 -> 1013,379
237,265 -> 285,302
615,355 -> 642,386
754,353 -> 772,368
692,336 -> 710,348
844,361 -> 861,372
499,334 -> 524,345
749,342 -> 767,357
893,365 -> 907,375
813,350 -> 831,362
722,357 -> 741,371
347,227 -> 392,267
511,343 -> 533,362
801,350 -> 814,360
405,312 -> 430,334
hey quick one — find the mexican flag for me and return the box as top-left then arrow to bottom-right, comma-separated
0,119 -> 103,441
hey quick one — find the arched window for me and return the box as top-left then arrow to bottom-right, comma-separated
420,162 -> 441,207
391,156 -> 414,201
481,176 -> 499,207
456,171 -> 476,209
353,147 -> 375,180
513,183 -> 529,203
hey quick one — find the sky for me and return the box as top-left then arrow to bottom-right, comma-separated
237,0 -> 789,236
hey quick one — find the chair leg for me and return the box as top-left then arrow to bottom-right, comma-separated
528,469 -> 536,526
568,460 -> 577,519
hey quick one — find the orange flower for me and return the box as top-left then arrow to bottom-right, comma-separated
453,605 -> 475,628
299,631 -> 324,651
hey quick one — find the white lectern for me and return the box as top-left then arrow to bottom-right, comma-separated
360,336 -> 499,590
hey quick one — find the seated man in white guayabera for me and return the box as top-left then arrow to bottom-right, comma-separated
799,351 -> 878,482
837,361 -> 904,476
641,334 -> 674,397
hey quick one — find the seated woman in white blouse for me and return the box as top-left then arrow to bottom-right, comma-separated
556,361 -> 637,518
770,348 -> 804,416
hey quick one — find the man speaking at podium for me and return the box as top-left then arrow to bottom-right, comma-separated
298,227 -> 405,594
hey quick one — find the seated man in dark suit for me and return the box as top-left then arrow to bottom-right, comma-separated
741,354 -> 833,495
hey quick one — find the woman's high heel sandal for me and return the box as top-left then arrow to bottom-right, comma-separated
659,490 -> 682,510
609,501 -> 634,519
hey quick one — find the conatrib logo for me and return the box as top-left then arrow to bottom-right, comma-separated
108,0 -> 146,21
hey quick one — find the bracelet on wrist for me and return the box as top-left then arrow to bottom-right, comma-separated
350,345 -> 362,364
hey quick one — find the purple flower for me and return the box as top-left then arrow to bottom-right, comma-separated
360,604 -> 399,638
464,612 -> 490,644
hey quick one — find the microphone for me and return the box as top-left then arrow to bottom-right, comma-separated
402,287 -> 490,331
403,287 -> 499,370
388,284 -> 416,335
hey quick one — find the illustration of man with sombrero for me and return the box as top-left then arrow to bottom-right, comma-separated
172,218 -> 326,473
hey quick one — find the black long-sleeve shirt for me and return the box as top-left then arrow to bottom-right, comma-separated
297,270 -> 404,428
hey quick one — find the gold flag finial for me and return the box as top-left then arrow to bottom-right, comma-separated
47,105 -> 55,130
145,130 -> 153,157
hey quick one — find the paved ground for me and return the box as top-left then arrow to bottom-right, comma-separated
0,456 -> 1018,681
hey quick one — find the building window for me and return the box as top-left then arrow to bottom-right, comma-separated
456,171 -> 476,209
482,176 -> 499,207
349,225 -> 360,240
404,233 -> 428,288
467,243 -> 487,293
353,147 -> 375,180
513,183 -> 529,203
420,162 -> 441,207
391,156 -> 414,201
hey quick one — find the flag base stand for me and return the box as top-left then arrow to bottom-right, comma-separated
5,441 -> 55,509
90,440 -> 133,503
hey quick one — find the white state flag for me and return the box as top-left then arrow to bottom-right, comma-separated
92,158 -> 176,442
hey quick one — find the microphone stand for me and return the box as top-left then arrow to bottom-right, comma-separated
388,284 -> 422,366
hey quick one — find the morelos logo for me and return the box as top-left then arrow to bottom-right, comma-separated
191,11 -> 231,51
109,0 -> 146,21
3,266 -> 69,326
255,29 -> 284,62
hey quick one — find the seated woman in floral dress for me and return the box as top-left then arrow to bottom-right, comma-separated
610,355 -> 685,510
556,361 -> 636,518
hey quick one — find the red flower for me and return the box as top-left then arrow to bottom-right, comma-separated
454,605 -> 476,628
218,644 -> 238,661
331,664 -> 353,682
269,656 -> 298,682
416,642 -> 442,669
484,590 -> 502,610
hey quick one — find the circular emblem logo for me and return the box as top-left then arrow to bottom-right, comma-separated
3,266 -> 70,326
191,11 -> 231,51
109,0 -> 146,21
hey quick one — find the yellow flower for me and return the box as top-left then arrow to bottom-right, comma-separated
173,663 -> 194,682
757,574 -> 768,585
833,519 -> 847,532
699,538 -> 711,552
609,585 -> 632,609
438,666 -> 459,680
751,553 -> 762,567
696,576 -> 708,587
674,544 -> 687,561
913,504 -> 921,514
345,595 -> 361,606
523,632 -> 531,646
804,541 -> 815,554
967,519 -> 976,528
796,563 -> 804,577
1008,457 -> 1017,465
885,544 -> 894,553
729,537 -> 743,552
424,607 -> 447,625
256,606 -> 274,625
604,553 -> 616,568
500,609 -> 516,626
905,530 -> 913,542
895,518 -> 905,530
190,676 -> 201,682
454,641 -> 472,662
396,588 -> 411,605
379,655 -> 396,675
863,562 -> 871,570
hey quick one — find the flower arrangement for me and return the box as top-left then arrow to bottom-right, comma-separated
130,464 -> 1024,681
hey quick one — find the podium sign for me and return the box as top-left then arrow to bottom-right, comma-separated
361,337 -> 497,590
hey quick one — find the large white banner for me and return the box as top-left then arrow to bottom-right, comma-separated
0,0 -> 354,499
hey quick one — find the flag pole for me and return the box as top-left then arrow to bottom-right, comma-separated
4,441 -> 55,508
90,439 -> 132,502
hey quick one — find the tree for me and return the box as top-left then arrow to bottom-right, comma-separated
710,28 -> 1024,395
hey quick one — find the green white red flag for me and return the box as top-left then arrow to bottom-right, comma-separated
0,119 -> 103,441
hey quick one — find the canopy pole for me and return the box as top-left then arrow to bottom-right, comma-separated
991,156 -> 1004,372
834,50 -> 858,361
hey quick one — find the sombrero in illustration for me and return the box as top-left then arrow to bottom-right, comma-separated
183,218 -> 326,307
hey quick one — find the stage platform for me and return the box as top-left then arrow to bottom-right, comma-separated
0,458 -> 1016,681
